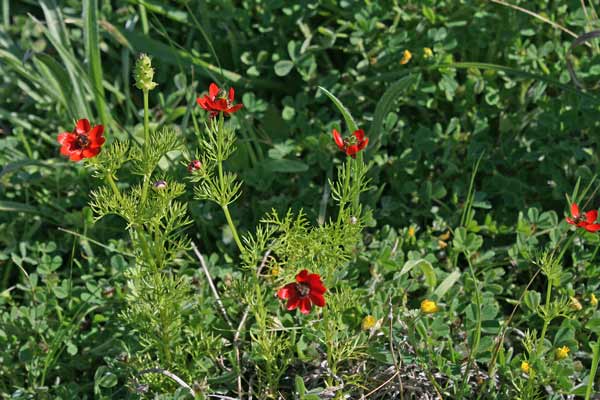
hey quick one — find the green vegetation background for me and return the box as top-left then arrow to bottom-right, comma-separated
2,0 -> 600,398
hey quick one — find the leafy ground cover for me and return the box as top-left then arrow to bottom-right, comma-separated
3,1 -> 600,399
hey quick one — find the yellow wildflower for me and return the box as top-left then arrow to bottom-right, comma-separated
520,361 -> 531,374
570,296 -> 582,311
408,226 -> 416,237
591,293 -> 598,306
400,50 -> 412,65
423,47 -> 433,58
270,265 -> 280,277
361,315 -> 377,331
555,346 -> 570,360
420,299 -> 439,314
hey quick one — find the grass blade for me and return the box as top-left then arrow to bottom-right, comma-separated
83,0 -> 109,126
369,73 -> 419,152
318,86 -> 358,133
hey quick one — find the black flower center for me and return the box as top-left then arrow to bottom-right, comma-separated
75,134 -> 89,149
296,283 -> 310,298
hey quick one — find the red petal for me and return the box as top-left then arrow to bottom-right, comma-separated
309,292 -> 325,307
229,87 -> 235,102
354,129 -> 365,141
584,224 -> 600,232
566,217 -> 576,225
346,144 -> 359,156
87,125 -> 105,143
299,298 -> 312,314
358,137 -> 369,151
277,283 -> 297,300
209,83 -> 219,99
75,119 -> 91,134
82,147 -> 100,158
571,203 -> 580,218
307,274 -> 326,294
296,269 -> 310,283
57,132 -> 74,145
225,104 -> 243,114
332,129 -> 344,149
69,151 -> 83,162
586,210 -> 598,224
286,297 -> 300,311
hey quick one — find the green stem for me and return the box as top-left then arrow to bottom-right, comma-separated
106,174 -> 122,201
460,253 -> 482,397
140,89 -> 151,205
143,90 -> 150,145
586,339 -> 600,400
222,204 -> 244,253
337,157 -> 352,224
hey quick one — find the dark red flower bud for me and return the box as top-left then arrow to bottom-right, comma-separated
188,159 -> 202,173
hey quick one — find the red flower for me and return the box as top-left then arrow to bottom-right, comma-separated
332,128 -> 368,157
57,119 -> 105,162
566,203 -> 600,232
277,269 -> 326,314
196,82 -> 243,117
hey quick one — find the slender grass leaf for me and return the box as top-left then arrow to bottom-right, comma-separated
83,0 -> 108,126
318,86 -> 358,133
369,74 -> 419,151
399,259 -> 437,290
433,270 -> 461,299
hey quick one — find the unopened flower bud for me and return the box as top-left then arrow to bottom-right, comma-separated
134,54 -> 158,91
349,216 -> 358,225
153,180 -> 167,190
188,159 -> 202,173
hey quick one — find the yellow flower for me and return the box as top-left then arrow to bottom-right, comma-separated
362,315 -> 377,331
270,265 -> 280,277
400,50 -> 412,65
591,293 -> 598,306
408,226 -> 416,237
423,47 -> 433,58
555,346 -> 570,360
570,296 -> 582,311
420,299 -> 439,314
520,361 -> 531,374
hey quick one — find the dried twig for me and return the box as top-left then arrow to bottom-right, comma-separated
136,367 -> 195,397
387,296 -> 404,400
191,241 -> 233,329
191,242 -> 241,396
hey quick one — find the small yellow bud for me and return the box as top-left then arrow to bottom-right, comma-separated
555,346 -> 570,360
423,47 -> 433,58
591,293 -> 598,306
270,265 -> 280,277
570,296 -> 582,311
400,50 -> 412,65
361,315 -> 377,331
520,361 -> 531,374
408,226 -> 416,237
420,299 -> 439,314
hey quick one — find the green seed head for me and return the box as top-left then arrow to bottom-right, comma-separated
134,53 -> 158,91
